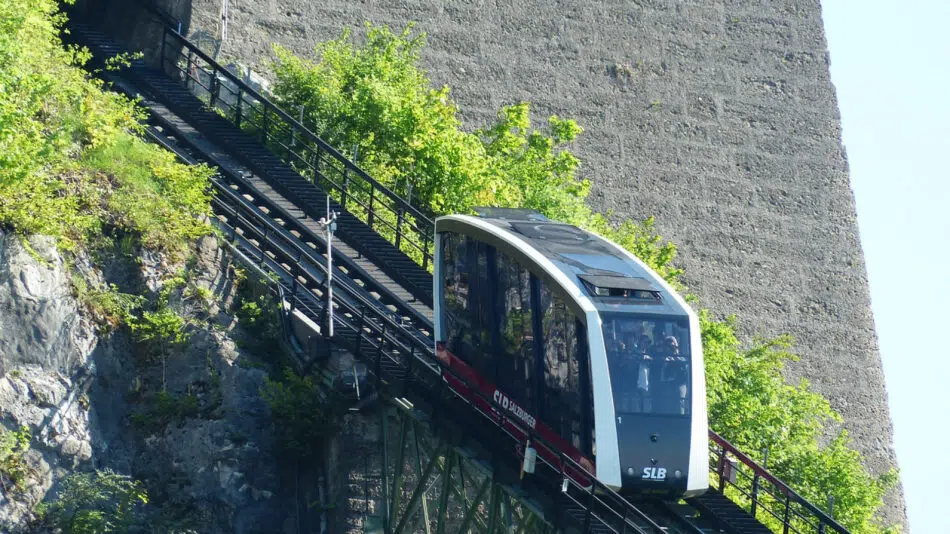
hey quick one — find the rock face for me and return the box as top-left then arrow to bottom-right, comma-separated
0,234 -> 96,375
170,0 -> 904,527
0,233 -> 98,528
0,232 -> 284,533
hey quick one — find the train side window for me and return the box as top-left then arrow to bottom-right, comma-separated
575,319 -> 593,457
468,240 -> 496,379
494,251 -> 537,412
539,281 -> 585,451
443,233 -> 490,376
585,329 -> 595,459
441,232 -> 464,355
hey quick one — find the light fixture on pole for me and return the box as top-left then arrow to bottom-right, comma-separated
317,196 -> 338,338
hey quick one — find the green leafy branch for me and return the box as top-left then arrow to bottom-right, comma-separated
36,469 -> 148,534
0,426 -> 31,492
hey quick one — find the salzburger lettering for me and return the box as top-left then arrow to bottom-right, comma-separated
493,390 -> 537,429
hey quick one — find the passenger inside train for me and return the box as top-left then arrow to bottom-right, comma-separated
603,317 -> 691,416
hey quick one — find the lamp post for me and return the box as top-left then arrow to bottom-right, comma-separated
318,197 -> 338,338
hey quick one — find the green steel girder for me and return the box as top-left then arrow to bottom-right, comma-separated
373,402 -> 555,534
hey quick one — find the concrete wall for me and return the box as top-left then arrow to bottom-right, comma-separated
156,0 -> 905,527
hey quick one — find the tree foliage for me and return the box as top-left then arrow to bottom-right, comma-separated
0,426 -> 31,491
269,23 -> 896,532
37,469 -> 147,534
260,368 -> 342,459
701,313 -> 896,532
272,23 -> 682,283
0,0 -> 213,253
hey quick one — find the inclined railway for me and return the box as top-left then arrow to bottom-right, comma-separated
63,5 -> 850,533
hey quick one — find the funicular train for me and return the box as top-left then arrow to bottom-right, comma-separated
433,208 -> 708,498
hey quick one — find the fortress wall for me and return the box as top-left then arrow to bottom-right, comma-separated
177,0 -> 905,526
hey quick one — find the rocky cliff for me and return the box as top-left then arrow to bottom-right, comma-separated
0,232 -> 286,532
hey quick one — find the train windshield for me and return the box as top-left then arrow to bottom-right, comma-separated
601,314 -> 691,416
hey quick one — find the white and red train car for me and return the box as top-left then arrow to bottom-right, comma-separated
433,208 -> 708,498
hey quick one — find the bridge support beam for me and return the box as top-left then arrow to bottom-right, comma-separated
370,402 -> 554,534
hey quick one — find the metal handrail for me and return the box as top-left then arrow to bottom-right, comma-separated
708,431 -> 849,534
142,106 -> 434,332
143,127 -> 428,347
157,27 -> 436,269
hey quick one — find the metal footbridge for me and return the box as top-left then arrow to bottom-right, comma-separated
63,6 -> 850,534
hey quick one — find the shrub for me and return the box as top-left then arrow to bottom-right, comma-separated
130,305 -> 190,389
0,426 -> 31,491
261,368 -> 341,459
37,469 -> 147,533
0,0 -> 213,254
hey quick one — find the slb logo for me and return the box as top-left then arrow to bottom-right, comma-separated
642,467 -> 667,480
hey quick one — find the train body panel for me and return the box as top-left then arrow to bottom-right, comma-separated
434,208 -> 708,498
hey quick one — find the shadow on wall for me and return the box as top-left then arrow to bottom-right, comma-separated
70,0 -> 194,66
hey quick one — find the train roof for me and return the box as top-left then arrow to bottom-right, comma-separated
437,209 -> 688,316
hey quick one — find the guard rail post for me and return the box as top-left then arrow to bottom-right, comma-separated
185,49 -> 194,91
367,188 -> 376,228
783,494 -> 792,534
235,86 -> 243,128
717,445 -> 728,492
404,344 -> 414,396
422,232 -> 431,271
209,74 -> 219,109
378,323 -> 388,377
820,495 -> 834,534
341,168 -> 350,208
751,448 -> 768,518
395,208 -> 405,250
583,485 -> 593,533
289,279 -> 298,313
356,308 -> 366,359
261,105 -> 269,144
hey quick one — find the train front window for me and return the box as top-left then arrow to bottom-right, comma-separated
601,315 -> 690,416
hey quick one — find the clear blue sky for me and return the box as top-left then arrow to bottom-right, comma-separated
822,2 -> 950,532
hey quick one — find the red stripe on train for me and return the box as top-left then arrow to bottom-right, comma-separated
436,343 -> 594,486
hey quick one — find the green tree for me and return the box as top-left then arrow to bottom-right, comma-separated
701,312 -> 896,533
270,25 -> 594,226
130,306 -> 189,390
0,0 -> 212,254
37,469 -> 147,534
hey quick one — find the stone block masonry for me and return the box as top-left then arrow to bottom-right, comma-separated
180,0 -> 905,527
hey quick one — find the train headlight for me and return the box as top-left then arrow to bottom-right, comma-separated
626,467 -> 635,476
674,469 -> 683,479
